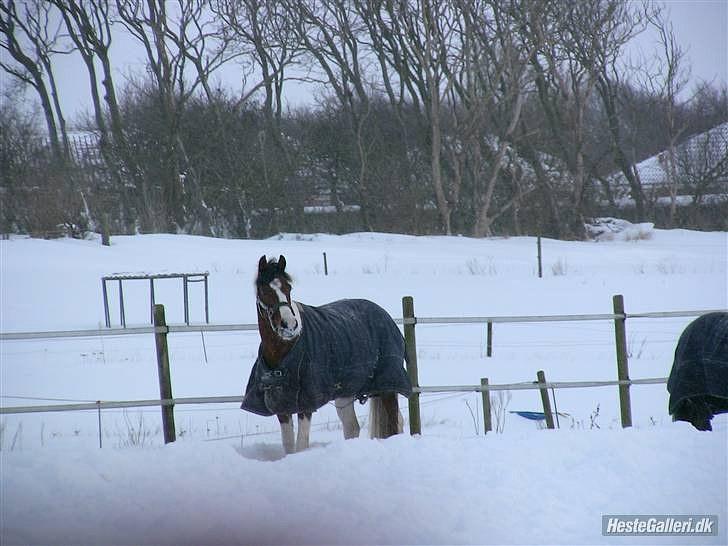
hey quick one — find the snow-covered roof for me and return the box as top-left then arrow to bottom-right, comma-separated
610,122 -> 728,190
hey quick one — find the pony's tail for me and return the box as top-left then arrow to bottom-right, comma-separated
369,393 -> 404,439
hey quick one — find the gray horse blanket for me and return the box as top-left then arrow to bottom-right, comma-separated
667,312 -> 728,431
241,299 -> 412,416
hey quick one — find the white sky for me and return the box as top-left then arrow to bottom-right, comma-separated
3,0 -> 727,123
634,0 -> 728,90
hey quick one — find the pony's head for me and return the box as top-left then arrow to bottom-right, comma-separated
256,255 -> 300,340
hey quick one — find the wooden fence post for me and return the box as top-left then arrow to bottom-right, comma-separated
612,294 -> 632,428
97,401 -> 103,448
537,236 -> 543,278
323,252 -> 328,276
481,378 -> 492,434
486,321 -> 493,357
149,278 -> 156,325
154,304 -> 176,443
101,214 -> 110,247
402,296 -> 421,435
536,370 -> 555,429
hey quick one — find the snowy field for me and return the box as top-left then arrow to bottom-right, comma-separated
1,227 -> 727,545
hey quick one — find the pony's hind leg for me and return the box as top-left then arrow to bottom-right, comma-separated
370,393 -> 402,439
335,397 -> 360,439
277,414 -> 295,454
382,393 -> 401,437
296,412 -> 312,451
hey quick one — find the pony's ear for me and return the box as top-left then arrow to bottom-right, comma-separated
278,255 -> 287,272
258,255 -> 267,273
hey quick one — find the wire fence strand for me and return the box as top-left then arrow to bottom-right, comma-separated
2,306 -> 719,416
2,308 -> 723,341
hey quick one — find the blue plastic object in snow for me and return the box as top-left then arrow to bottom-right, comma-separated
510,411 -> 547,421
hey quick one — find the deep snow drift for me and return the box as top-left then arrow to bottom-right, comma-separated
1,228 -> 726,545
2,429 -> 724,545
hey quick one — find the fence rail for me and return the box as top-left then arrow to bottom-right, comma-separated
0,324 -> 259,341
0,378 -> 669,415
2,298 -> 724,441
0,395 -> 243,415
1,308 -> 722,341
399,297 -> 725,434
404,309 -> 724,325
417,377 -> 669,393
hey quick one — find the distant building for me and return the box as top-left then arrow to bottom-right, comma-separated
607,122 -> 728,208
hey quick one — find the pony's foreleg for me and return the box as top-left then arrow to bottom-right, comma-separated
335,397 -> 360,439
296,412 -> 312,451
277,414 -> 295,454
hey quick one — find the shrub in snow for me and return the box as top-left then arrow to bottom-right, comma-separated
551,257 -> 568,276
465,257 -> 497,275
490,390 -> 512,433
589,404 -> 601,429
585,217 -> 654,242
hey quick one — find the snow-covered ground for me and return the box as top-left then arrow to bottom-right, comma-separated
1,228 -> 727,545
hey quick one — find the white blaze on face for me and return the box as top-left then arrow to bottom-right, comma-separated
270,279 -> 300,337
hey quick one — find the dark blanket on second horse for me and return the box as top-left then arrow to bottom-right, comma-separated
241,299 -> 412,416
667,312 -> 728,431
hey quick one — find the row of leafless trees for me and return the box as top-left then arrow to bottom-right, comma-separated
1,0 -> 727,238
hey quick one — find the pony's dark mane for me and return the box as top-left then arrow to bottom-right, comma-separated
256,258 -> 292,288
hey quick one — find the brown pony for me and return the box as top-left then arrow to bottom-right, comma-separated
241,255 -> 412,454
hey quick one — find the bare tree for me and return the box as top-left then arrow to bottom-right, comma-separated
214,0 -> 304,232
285,0 -> 382,230
521,1 -> 606,238
375,0 -> 462,235
50,0 -> 141,230
465,0 -> 540,238
643,9 -> 690,226
351,0 -> 433,231
0,0 -> 69,162
53,1 -> 115,147
359,0 -> 540,237
574,0 -> 653,220
116,0 -> 225,233
116,0 -> 178,231
214,0 -> 299,126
